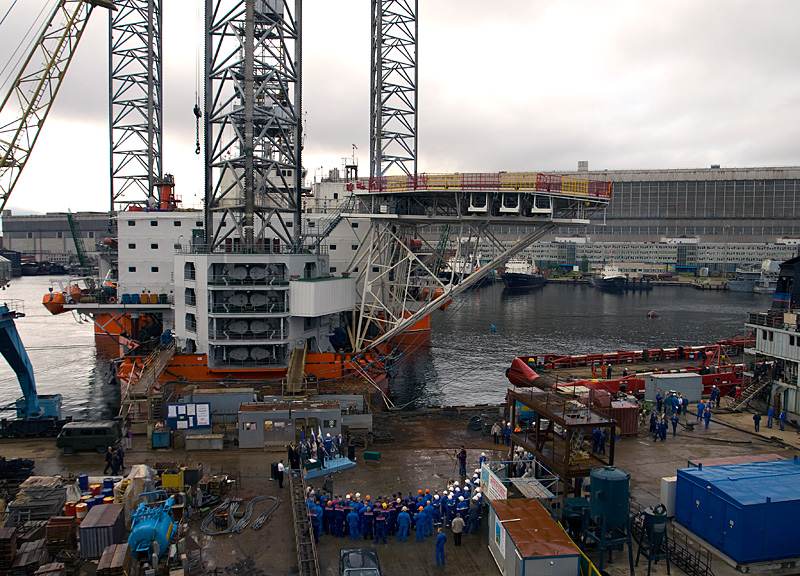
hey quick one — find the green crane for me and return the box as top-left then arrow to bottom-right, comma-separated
67,211 -> 88,267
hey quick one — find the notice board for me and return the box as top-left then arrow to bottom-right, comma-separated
166,402 -> 212,431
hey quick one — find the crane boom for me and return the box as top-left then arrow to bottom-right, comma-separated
0,0 -> 115,212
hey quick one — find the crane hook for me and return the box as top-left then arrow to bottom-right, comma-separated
193,104 -> 202,155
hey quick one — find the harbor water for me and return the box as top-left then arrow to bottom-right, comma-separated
0,277 -> 765,416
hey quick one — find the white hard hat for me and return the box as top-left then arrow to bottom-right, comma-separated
473,495 -> 479,501
356,492 -> 361,498
458,496 -> 464,501
326,433 -> 331,437
447,494 -> 453,500
454,481 -> 459,486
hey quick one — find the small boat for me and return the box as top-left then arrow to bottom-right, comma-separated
727,266 -> 761,292
589,264 -> 626,291
500,258 -> 546,289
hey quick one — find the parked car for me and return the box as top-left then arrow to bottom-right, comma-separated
55,420 -> 122,454
339,547 -> 382,576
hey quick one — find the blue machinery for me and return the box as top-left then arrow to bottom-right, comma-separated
128,490 -> 176,562
0,302 -> 66,436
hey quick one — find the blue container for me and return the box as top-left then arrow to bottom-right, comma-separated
589,466 -> 630,529
78,474 -> 89,492
121,293 -> 132,305
130,293 -> 140,304
152,430 -> 170,449
103,478 -> 115,490
676,458 -> 800,564
101,488 -> 114,499
85,497 -> 96,510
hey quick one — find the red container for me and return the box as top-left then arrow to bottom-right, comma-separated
597,401 -> 640,436
90,483 -> 102,496
64,501 -> 77,517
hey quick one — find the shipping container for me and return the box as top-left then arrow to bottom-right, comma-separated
79,504 -> 125,560
676,458 -> 800,564
488,498 -> 580,576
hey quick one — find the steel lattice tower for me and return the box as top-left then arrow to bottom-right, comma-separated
109,0 -> 163,211
370,0 -> 418,178
203,0 -> 302,252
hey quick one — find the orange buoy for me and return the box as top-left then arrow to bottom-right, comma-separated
42,291 -> 67,315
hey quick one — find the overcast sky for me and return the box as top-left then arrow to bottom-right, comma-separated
2,0 -> 800,215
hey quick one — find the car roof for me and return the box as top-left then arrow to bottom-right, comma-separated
61,421 -> 117,429
339,548 -> 380,570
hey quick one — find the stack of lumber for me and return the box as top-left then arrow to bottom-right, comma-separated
16,521 -> 47,543
33,562 -> 66,576
44,518 -> 77,557
53,551 -> 80,576
11,538 -> 48,575
97,544 -> 131,576
0,527 -> 18,571
7,478 -> 65,526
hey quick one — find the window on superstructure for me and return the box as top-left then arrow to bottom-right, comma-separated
151,267 -> 159,273
128,267 -> 136,272
57,232 -> 62,238
330,245 -> 336,250
128,221 -> 135,226
150,221 -> 158,226
196,221 -> 202,227
128,244 -> 135,249
351,245 -> 358,250
330,267 -> 337,273
88,232 -> 94,238
174,221 -> 181,227
151,243 -> 158,250
351,222 -> 359,228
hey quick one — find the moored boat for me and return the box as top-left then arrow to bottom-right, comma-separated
500,258 -> 546,289
589,264 -> 626,291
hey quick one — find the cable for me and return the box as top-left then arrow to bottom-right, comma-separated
200,496 -> 281,535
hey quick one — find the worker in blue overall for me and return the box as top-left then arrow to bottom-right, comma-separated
423,500 -> 435,537
431,494 -> 442,526
374,505 -> 387,544
767,406 -> 775,428
323,433 -> 333,459
671,413 -> 679,436
414,507 -> 426,542
361,505 -> 374,540
703,406 -> 712,429
753,412 -> 761,432
446,494 -> 456,527
649,411 -> 657,435
323,501 -> 334,535
396,506 -> 411,542
435,528 -> 447,566
779,409 -> 787,431
656,391 -> 663,413
334,504 -> 347,537
387,502 -> 398,536
309,509 -> 322,543
660,418 -> 668,440
598,431 -> 606,454
347,508 -> 360,541
456,495 -> 469,519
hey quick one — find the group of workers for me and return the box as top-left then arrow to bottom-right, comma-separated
286,432 -> 347,471
303,473 -> 485,561
755,407 -> 787,431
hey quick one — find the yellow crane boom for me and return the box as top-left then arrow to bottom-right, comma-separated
0,0 -> 114,212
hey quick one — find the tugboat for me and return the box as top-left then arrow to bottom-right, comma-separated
589,264 -> 626,292
727,266 -> 761,292
500,258 -> 546,289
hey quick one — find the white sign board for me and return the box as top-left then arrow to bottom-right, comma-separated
482,463 -> 508,501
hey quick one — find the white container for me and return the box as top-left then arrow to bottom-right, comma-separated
660,476 -> 677,517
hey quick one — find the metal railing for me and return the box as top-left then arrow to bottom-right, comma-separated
209,304 -> 289,314
207,274 -> 288,286
367,171 -> 613,198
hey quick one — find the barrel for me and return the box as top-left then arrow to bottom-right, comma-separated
75,503 -> 87,520
80,494 -> 92,505
149,293 -> 158,304
121,293 -> 132,305
158,293 -> 168,304
103,496 -> 114,505
103,478 -> 115,490
78,474 -> 89,491
85,497 -> 96,510
101,488 -> 113,499
64,501 -> 77,517
131,293 -> 140,304
90,483 -> 102,496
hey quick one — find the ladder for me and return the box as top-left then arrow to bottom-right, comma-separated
289,469 -> 319,576
729,372 -> 771,411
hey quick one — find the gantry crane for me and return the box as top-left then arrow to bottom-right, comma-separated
0,0 -> 115,212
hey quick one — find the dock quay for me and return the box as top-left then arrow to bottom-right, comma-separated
1,399 -> 799,576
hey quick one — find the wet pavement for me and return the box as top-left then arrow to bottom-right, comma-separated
0,399 -> 798,576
